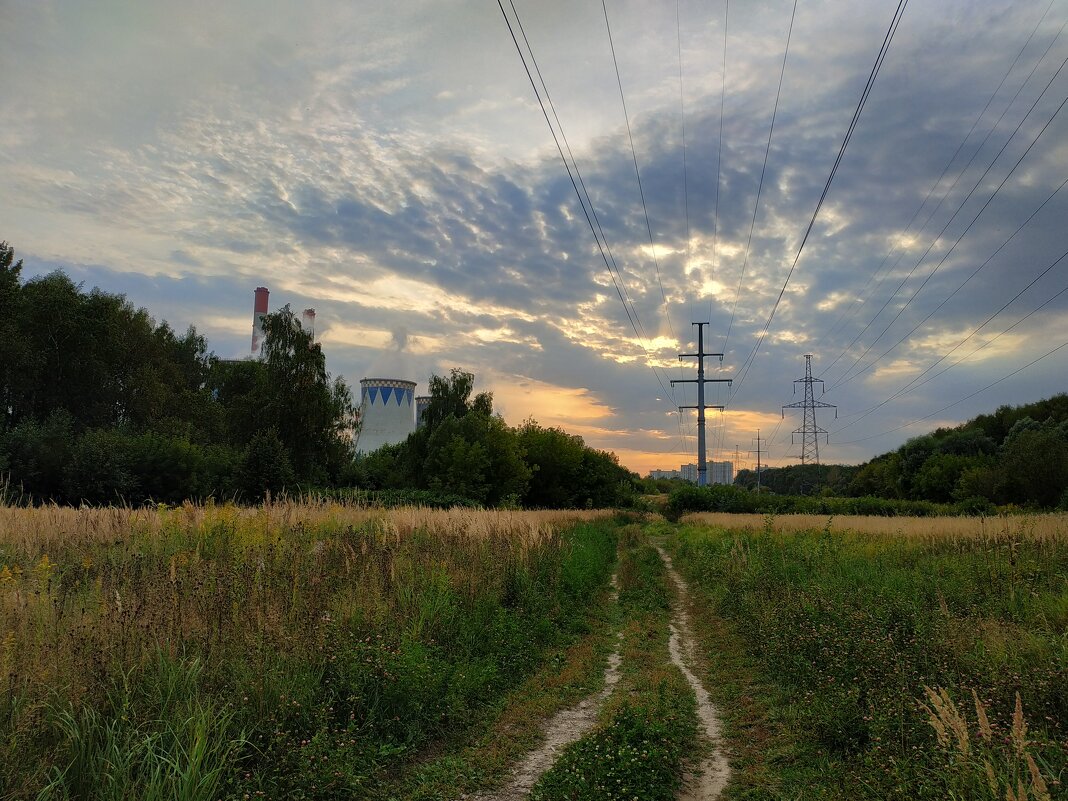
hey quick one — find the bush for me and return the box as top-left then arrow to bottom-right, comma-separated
236,428 -> 296,501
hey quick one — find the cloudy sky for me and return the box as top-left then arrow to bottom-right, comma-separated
3,0 -> 1068,473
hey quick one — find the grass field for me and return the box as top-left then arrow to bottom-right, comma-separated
669,515 -> 1068,800
4,503 -> 1066,800
0,501 -> 617,799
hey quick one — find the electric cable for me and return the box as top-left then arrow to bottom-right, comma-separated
827,53 -> 1068,390
496,0 -> 687,453
709,0 -> 729,325
828,172 -> 1068,391
728,0 -> 910,404
831,242 -> 1068,435
834,338 -> 1068,445
601,0 -> 678,346
722,0 -> 799,354
815,0 -> 1060,358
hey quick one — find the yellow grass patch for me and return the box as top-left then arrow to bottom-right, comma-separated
680,512 -> 1068,542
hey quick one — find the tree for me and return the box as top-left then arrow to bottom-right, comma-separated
259,305 -> 355,483
422,409 -> 529,505
237,428 -> 296,501
0,242 -> 25,429
517,420 -> 586,508
912,453 -> 975,503
421,369 -> 493,431
1000,425 -> 1068,507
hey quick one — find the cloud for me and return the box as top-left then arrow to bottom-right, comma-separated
4,0 -> 1068,473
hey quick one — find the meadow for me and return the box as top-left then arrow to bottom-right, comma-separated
0,501 -> 618,799
669,513 -> 1068,800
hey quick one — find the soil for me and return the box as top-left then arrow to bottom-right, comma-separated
656,545 -> 731,801
466,577 -> 623,801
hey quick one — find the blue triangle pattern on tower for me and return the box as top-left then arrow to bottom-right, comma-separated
367,387 -> 378,405
380,386 -> 393,405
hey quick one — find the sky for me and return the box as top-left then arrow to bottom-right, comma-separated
3,0 -> 1068,475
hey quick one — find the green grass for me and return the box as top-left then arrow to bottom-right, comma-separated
531,539 -> 699,801
669,523 -> 1068,800
0,510 -> 619,800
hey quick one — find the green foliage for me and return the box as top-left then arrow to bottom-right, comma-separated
735,462 -> 860,495
1,510 -> 620,798
672,525 -> 1068,798
517,420 -> 586,508
258,306 -> 355,483
665,483 -> 959,520
531,697 -> 695,801
236,428 -> 296,501
352,371 -> 637,509
845,395 -> 1068,509
38,656 -> 243,801
0,245 -> 356,504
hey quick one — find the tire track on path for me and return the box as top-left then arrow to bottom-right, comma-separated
655,545 -> 731,800
465,576 -> 623,801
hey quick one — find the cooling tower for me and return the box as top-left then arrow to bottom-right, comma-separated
251,287 -> 269,354
415,396 -> 432,428
355,378 -> 417,454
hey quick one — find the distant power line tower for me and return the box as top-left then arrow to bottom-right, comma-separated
671,322 -> 732,487
749,430 -> 765,491
782,355 -> 837,468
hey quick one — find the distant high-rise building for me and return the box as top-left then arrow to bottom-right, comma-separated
676,461 -> 732,484
711,461 -> 734,486
648,469 -> 682,480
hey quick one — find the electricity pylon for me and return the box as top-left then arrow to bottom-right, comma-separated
749,430 -> 765,491
671,322 -> 732,487
782,354 -> 836,467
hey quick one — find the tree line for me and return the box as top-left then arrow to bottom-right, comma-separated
0,242 -> 637,508
734,394 -> 1068,510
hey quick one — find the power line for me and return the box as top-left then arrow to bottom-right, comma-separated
496,0 -> 687,452
831,243 -> 1068,436
601,0 -> 678,346
728,0 -> 910,403
834,339 -> 1068,446
815,0 -> 1061,358
709,0 -> 729,325
828,172 -> 1068,391
722,0 -> 799,354
827,53 -> 1068,390
676,0 -> 694,324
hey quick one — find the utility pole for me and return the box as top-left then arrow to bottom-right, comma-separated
749,429 -> 765,491
672,322 -> 732,487
782,355 -> 837,491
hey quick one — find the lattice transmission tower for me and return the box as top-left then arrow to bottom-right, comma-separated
782,355 -> 837,466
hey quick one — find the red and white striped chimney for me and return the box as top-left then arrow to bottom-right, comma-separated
251,286 -> 269,354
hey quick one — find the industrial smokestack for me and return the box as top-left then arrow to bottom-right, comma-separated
301,308 -> 316,339
251,287 -> 269,354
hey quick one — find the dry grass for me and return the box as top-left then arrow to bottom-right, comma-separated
0,499 -> 611,559
0,502 -> 611,738
680,511 -> 1068,542
0,501 -> 621,798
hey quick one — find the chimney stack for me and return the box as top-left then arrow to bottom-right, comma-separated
301,308 -> 316,340
251,287 -> 269,354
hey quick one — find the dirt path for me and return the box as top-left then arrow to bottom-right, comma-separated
655,545 -> 731,801
465,578 -> 623,801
